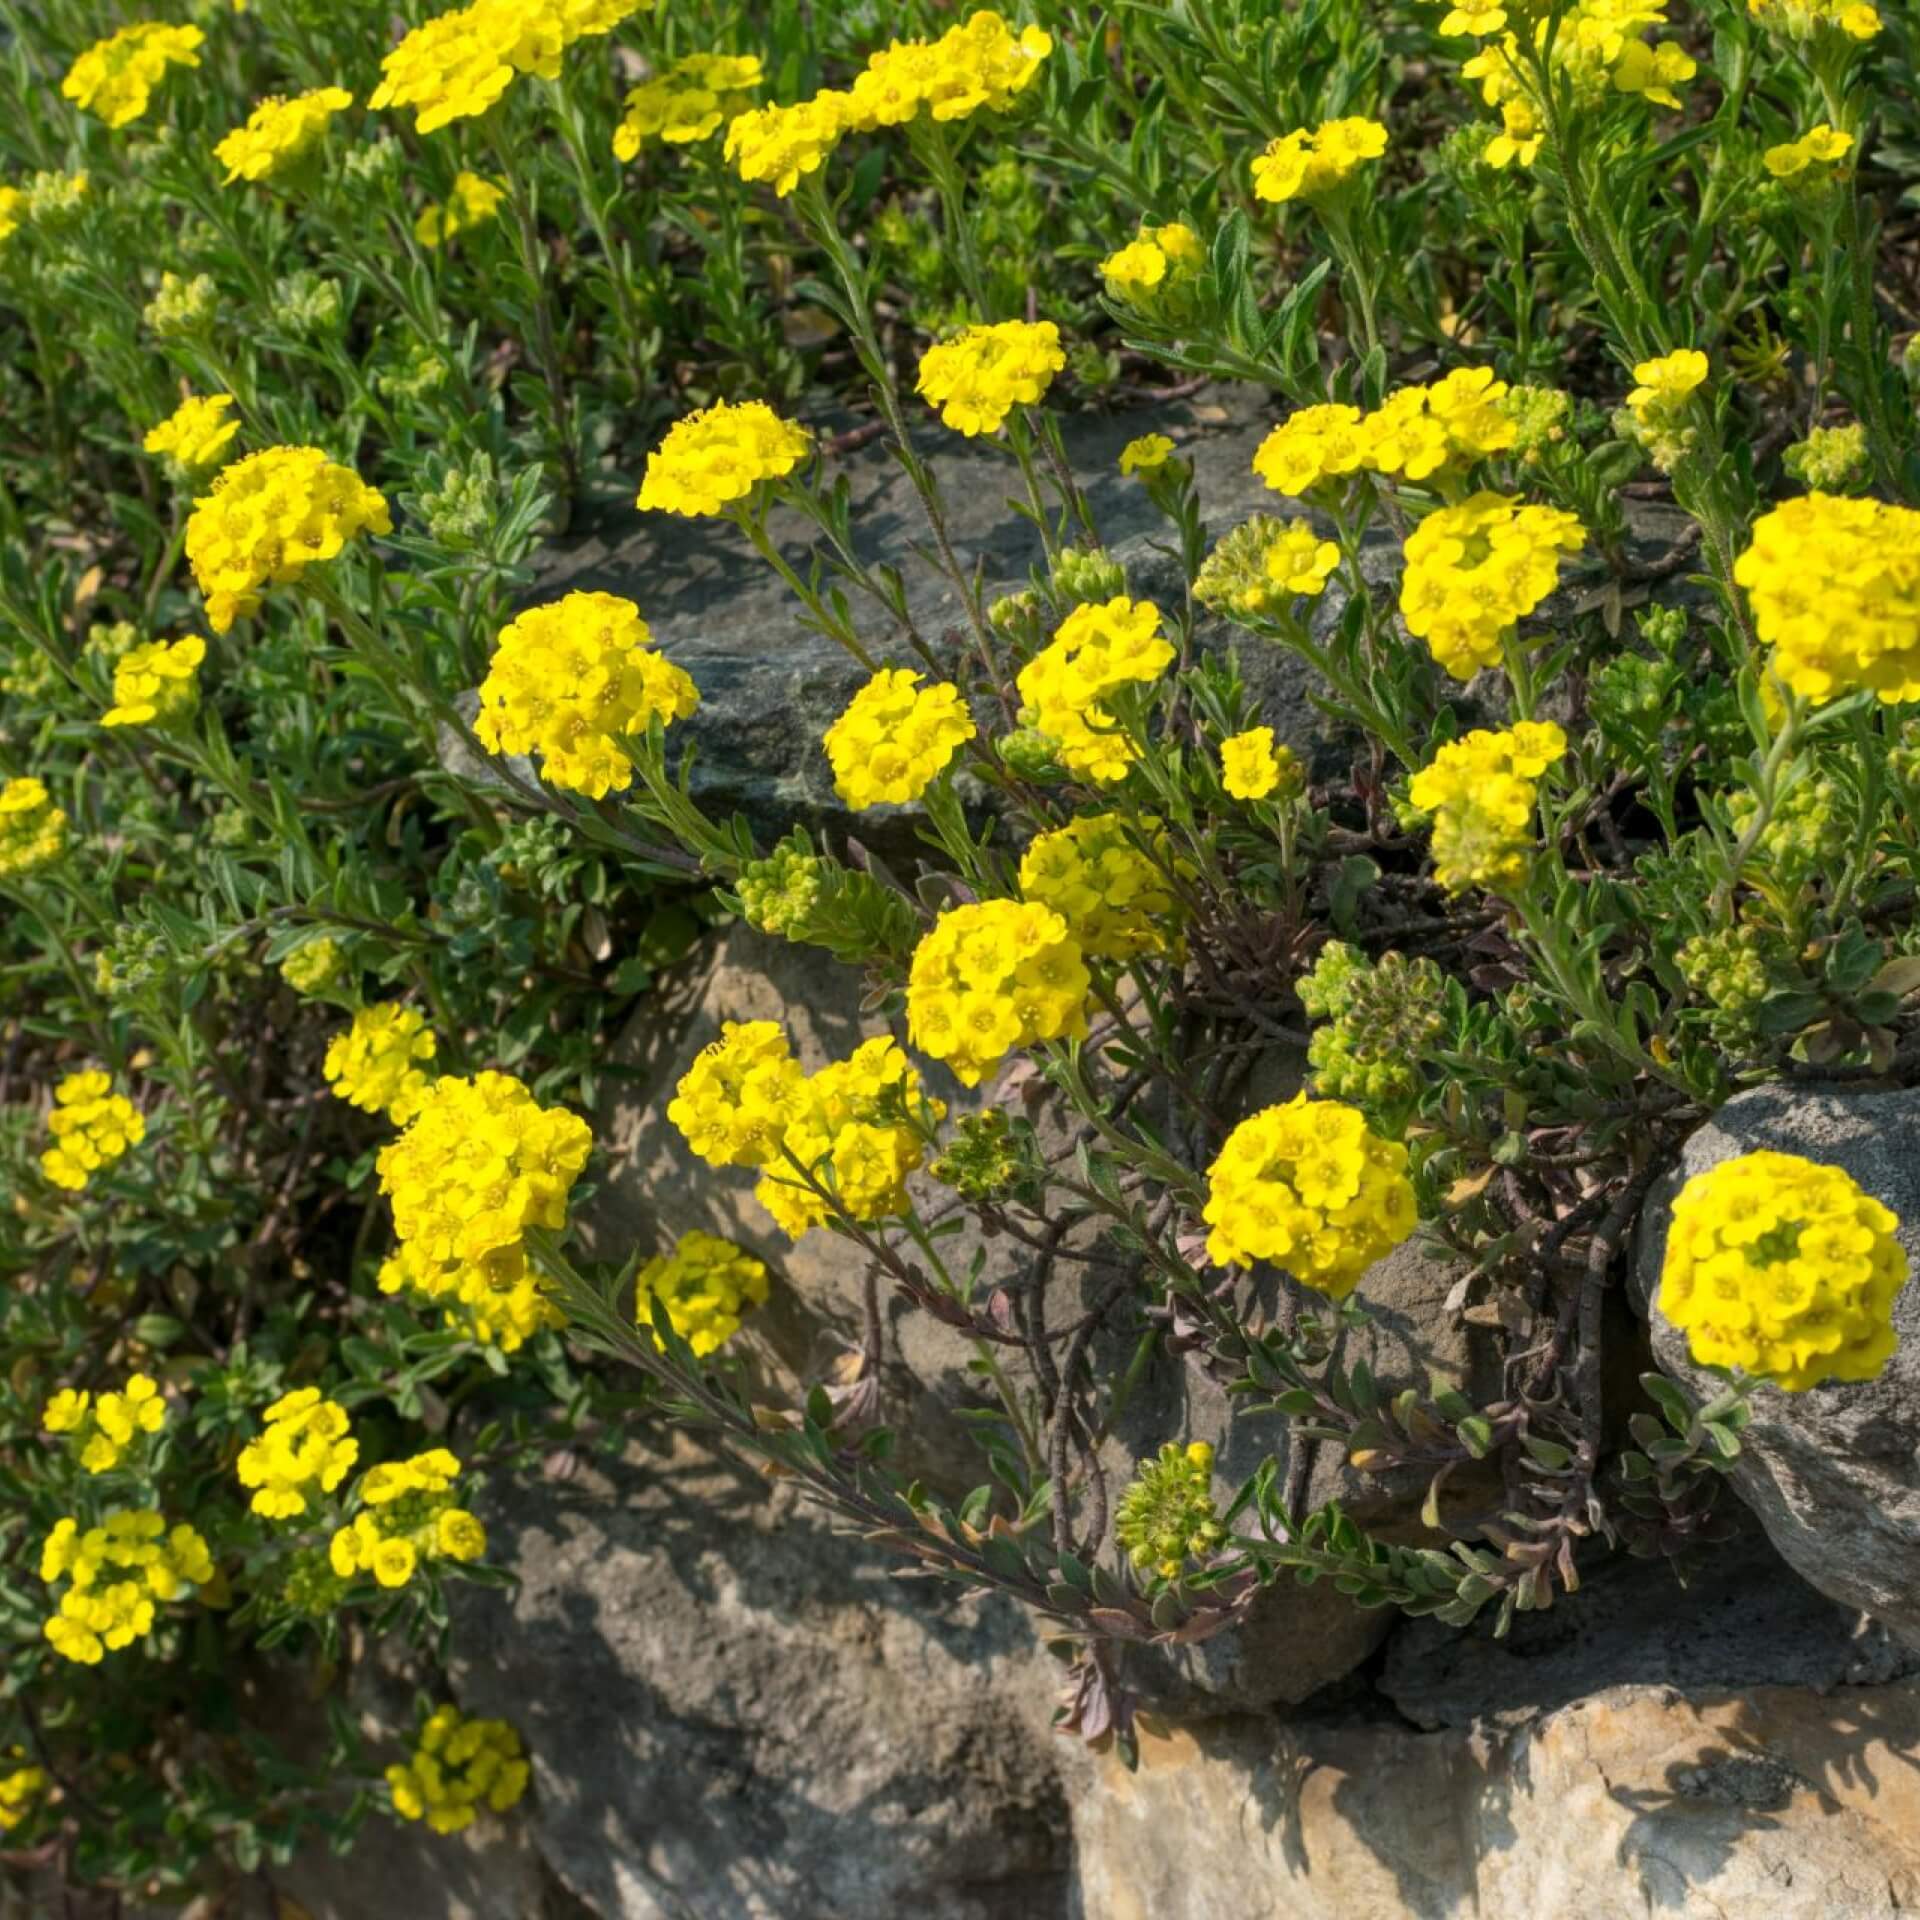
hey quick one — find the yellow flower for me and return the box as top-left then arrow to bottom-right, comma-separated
236,1388 -> 358,1520
377,1074 -> 592,1305
386,1707 -> 530,1833
822,667 -> 976,810
636,400 -> 812,517
1734,493 -> 1920,705
1626,349 -> 1708,425
1660,1151 -> 1907,1389
843,11 -> 1052,132
0,186 -> 22,247
38,1510 -> 212,1663
1220,727 -> 1303,803
724,92 -> 851,194
213,87 -> 354,185
1202,1094 -> 1417,1293
1763,124 -> 1855,180
906,899 -> 1089,1087
1483,100 -> 1544,168
324,1003 -> 439,1124
0,1762 -> 44,1834
614,52 -> 763,159
41,1070 -> 144,1192
102,635 -> 207,729
1409,722 -> 1568,894
669,1021 -> 806,1168
186,446 -> 391,633
1746,0 -> 1880,42
68,1375 -> 168,1473
1251,117 -> 1387,204
0,776 -> 69,879
414,170 -> 505,248
1364,367 -> 1518,480
61,23 -> 204,129
916,320 -> 1066,437
143,393 -> 240,475
1017,813 -> 1184,961
474,591 -> 699,797
1252,404 -> 1371,497
1099,222 -> 1203,305
371,0 -> 653,135
1118,434 -> 1175,476
636,1231 -> 771,1348
1016,595 -> 1175,783
1398,492 -> 1586,681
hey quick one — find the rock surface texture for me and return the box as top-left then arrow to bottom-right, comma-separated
1633,1084 -> 1920,1645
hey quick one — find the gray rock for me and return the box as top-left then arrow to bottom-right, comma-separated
450,1431 -> 1072,1920
1631,1084 -> 1920,1645
1383,1513 -> 1917,1731
536,388 -> 1333,847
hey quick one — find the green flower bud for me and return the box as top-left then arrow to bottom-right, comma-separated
1116,1440 -> 1222,1582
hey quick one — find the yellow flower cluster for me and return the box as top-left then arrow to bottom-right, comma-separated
844,10 -> 1054,130
186,446 -> 392,633
725,95 -> 851,195
637,400 -> 812,517
1660,1151 -> 1908,1390
1625,349 -> 1707,431
1461,1 -> 1697,124
60,23 -> 204,129
41,1510 -> 214,1664
1399,492 -> 1586,680
41,1070 -> 144,1192
415,170 -> 505,248
0,1761 -> 43,1833
370,0 -> 652,135
1733,493 -> 1920,706
916,320 -> 1066,437
102,634 -> 206,729
614,53 -> 763,159
44,1374 -> 166,1474
324,1004 -> 439,1124
1116,1439 -> 1222,1580
669,1020 -> 806,1167
280,937 -> 345,996
756,1037 -> 944,1237
1193,517 -> 1340,618
475,591 -> 699,798
1746,0 -> 1881,41
906,899 -> 1090,1087
1202,1094 -> 1417,1293
0,186 -> 21,247
213,87 -> 354,185
1764,124 -> 1854,180
375,1074 -> 592,1345
329,1450 -> 487,1589
237,1388 -> 359,1519
1254,371 -> 1517,498
1409,721 -> 1567,894
1220,727 -> 1303,803
1251,118 -> 1388,204
1018,814 -> 1182,961
1016,596 -> 1175,782
1252,404 -> 1373,497
1099,221 -> 1204,303
386,1707 -> 530,1834
822,668 -> 976,810
1363,368 -> 1519,481
635,1231 -> 770,1355
143,393 -> 239,475
379,1238 -> 564,1352
0,776 -> 68,878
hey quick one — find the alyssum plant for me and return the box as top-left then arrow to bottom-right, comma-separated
2,0 -> 1918,1898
